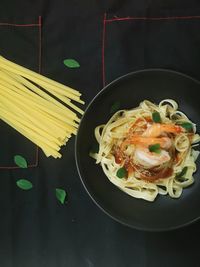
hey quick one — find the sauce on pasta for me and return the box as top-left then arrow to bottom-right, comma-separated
90,100 -> 200,201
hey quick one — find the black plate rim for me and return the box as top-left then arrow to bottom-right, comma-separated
75,68 -> 200,232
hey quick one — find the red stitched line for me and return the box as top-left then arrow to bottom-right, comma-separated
33,16 -> 42,168
103,14 -> 200,84
30,16 -> 42,168
0,166 -> 27,170
0,16 -> 42,169
0,153 -> 39,169
29,146 -> 39,168
38,16 -> 42,74
102,13 -> 107,87
105,15 -> 200,23
0,22 -> 40,27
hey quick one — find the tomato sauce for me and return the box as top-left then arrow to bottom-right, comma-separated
114,144 -> 173,181
114,148 -> 123,164
114,114 -> 173,181
124,158 -> 135,175
114,147 -> 135,176
144,116 -> 153,123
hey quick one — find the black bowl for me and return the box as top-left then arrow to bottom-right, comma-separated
75,69 -> 200,231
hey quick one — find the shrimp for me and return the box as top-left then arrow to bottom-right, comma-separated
142,123 -> 183,138
129,136 -> 172,149
134,147 -> 171,168
122,123 -> 182,150
120,123 -> 181,167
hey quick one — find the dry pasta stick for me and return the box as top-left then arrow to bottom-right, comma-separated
1,85 -> 78,131
0,91 -> 76,138
1,69 -> 81,120
37,109 -> 73,136
0,80 -> 79,128
40,82 -> 85,104
0,56 -> 84,158
40,88 -> 84,115
0,55 -> 80,96
1,115 -> 61,158
0,94 -> 64,144
0,69 -> 79,121
0,57 -> 84,104
0,79 -> 77,128
0,105 -> 61,150
0,68 -> 84,115
0,105 -> 61,154
2,68 -> 84,115
0,89 -> 68,138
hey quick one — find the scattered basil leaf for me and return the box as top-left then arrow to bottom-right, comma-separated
90,143 -> 99,154
63,59 -> 80,68
16,179 -> 33,190
56,188 -> 67,204
152,112 -> 161,123
179,122 -> 193,132
116,167 -> 127,179
149,144 -> 161,154
14,155 -> 28,168
110,101 -> 121,114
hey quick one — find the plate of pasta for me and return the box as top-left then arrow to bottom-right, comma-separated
75,69 -> 200,231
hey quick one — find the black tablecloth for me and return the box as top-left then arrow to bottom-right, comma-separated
1,1 -> 200,266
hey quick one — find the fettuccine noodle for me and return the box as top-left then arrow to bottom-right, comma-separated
90,99 -> 200,201
0,56 -> 84,158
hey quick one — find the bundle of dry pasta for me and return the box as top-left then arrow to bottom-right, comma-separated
0,55 -> 84,158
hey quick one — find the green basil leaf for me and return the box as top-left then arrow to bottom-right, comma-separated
14,155 -> 28,168
56,188 -> 67,204
116,167 -> 127,179
149,144 -> 161,154
16,179 -> 33,190
63,59 -> 80,68
152,112 -> 161,123
179,122 -> 193,132
110,101 -> 121,114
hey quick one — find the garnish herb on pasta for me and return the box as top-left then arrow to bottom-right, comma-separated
90,99 -> 200,202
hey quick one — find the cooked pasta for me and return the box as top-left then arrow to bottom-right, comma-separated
0,56 -> 84,158
90,99 -> 200,201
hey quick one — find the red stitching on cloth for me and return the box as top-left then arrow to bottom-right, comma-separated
0,22 -> 40,27
102,13 -> 107,87
105,15 -> 200,23
0,16 -> 42,169
102,13 -> 200,85
0,23 -> 40,27
38,16 -> 42,75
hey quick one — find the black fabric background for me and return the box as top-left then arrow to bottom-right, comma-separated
104,14 -> 200,85
0,1 -> 200,266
